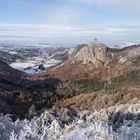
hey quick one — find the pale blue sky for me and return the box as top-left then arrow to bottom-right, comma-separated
0,0 -> 140,45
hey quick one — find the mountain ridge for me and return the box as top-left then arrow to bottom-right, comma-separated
47,41 -> 140,80
0,41 -> 140,120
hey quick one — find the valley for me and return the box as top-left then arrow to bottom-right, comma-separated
0,40 -> 140,139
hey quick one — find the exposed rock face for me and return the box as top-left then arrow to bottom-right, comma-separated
68,40 -> 140,67
70,39 -> 109,65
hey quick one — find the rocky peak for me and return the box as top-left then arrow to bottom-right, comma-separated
70,39 -> 109,65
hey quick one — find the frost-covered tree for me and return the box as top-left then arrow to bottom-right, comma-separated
1,107 -> 140,140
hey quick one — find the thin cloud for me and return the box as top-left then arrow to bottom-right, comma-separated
65,0 -> 140,21
71,0 -> 140,11
0,24 -> 140,43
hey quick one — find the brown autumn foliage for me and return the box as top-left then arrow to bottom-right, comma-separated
1,45 -> 140,119
55,69 -> 140,112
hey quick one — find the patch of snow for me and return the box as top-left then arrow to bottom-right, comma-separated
8,51 -> 18,55
10,62 -> 35,71
10,58 -> 61,74
119,42 -> 139,48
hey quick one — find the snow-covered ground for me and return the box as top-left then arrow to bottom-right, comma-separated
10,61 -> 36,70
0,43 -> 73,74
10,58 -> 61,74
119,42 -> 139,48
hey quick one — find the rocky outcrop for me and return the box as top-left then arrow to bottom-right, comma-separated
68,40 -> 140,67
70,39 -> 110,65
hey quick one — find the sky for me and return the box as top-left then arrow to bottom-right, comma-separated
0,0 -> 140,45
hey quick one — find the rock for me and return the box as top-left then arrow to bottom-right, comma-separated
70,39 -> 110,65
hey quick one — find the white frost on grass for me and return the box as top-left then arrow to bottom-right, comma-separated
0,108 -> 140,140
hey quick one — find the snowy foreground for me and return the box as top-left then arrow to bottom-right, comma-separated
1,104 -> 140,140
